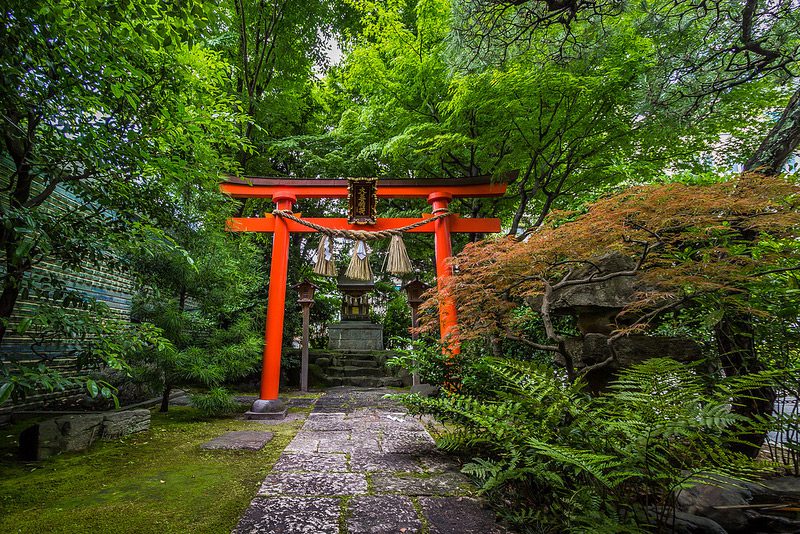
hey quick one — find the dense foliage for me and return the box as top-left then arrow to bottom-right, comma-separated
397,357 -> 781,532
428,174 -> 800,352
1,0 -> 799,530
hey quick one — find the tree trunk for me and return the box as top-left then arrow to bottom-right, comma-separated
715,311 -> 777,457
719,87 -> 800,457
0,271 -> 23,346
0,137 -> 35,347
160,384 -> 172,413
745,87 -> 800,174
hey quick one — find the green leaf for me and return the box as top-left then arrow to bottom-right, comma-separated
86,379 -> 99,398
0,382 -> 13,405
16,318 -> 32,335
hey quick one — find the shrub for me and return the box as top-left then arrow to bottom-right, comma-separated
394,357 -> 781,533
190,387 -> 240,417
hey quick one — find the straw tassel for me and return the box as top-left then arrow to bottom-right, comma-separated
313,235 -> 337,277
384,234 -> 412,276
344,240 -> 373,280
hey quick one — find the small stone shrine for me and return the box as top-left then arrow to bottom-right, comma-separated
327,273 -> 384,350
530,253 -> 701,392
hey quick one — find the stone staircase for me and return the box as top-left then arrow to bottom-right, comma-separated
313,351 -> 407,388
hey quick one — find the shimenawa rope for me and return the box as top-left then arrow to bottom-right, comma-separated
272,209 -> 449,279
271,209 -> 449,240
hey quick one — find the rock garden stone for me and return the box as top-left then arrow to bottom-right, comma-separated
101,409 -> 150,439
200,430 -> 273,451
233,497 -> 340,534
677,476 -> 800,533
347,496 -> 422,534
19,413 -> 105,460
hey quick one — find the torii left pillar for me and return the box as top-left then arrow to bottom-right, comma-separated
245,191 -> 295,419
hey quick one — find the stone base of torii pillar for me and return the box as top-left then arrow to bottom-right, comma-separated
245,399 -> 287,420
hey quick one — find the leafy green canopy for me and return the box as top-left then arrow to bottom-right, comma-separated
298,0 -> 779,236
1,0 -> 249,402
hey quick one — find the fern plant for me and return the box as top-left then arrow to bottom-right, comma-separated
393,357 -> 785,533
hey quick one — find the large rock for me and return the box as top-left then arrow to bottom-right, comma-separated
526,253 -> 652,334
19,409 -> 151,460
101,409 -> 150,440
677,481 -> 754,532
669,511 -> 728,534
19,413 -> 104,460
559,333 -> 701,391
562,333 -> 701,369
677,477 -> 800,533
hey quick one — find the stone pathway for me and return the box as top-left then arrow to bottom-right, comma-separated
233,387 -> 508,534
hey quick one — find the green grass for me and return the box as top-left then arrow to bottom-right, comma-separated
0,396 -> 316,534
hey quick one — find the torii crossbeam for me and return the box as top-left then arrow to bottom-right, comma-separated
221,176 -> 507,418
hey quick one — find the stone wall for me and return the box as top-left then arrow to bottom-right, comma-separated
18,409 -> 151,460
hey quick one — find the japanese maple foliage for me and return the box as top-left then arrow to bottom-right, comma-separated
423,173 -> 800,351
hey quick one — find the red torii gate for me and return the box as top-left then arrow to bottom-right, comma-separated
221,176 -> 507,418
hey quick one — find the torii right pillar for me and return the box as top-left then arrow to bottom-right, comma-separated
428,192 -> 460,356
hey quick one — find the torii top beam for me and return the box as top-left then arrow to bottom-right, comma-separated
220,176 -> 507,199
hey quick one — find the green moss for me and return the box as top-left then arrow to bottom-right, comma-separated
338,495 -> 352,533
0,406 -> 306,533
411,497 -> 430,534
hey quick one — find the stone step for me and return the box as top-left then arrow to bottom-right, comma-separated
337,359 -> 380,368
325,376 -> 404,388
327,366 -> 385,378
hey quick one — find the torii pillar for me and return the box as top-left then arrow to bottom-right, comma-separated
428,192 -> 459,355
249,191 -> 295,419
221,177 -> 506,419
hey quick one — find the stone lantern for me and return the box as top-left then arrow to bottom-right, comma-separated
327,273 -> 384,350
403,278 -> 430,387
402,278 -> 429,340
293,279 -> 316,392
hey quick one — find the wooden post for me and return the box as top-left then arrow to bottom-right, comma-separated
427,192 -> 459,356
410,303 -> 420,386
300,303 -> 311,392
246,191 -> 295,420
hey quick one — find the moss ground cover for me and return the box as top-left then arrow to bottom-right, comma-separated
0,394 -> 318,534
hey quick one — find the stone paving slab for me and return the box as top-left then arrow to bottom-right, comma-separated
272,452 -> 348,472
371,471 -> 474,496
284,435 -> 320,453
200,430 -> 273,451
259,472 -> 368,496
304,419 -> 355,432
347,496 -> 422,534
234,387 -> 511,533
419,453 -> 462,473
233,497 -> 340,534
382,436 -> 437,455
420,497 -> 508,534
349,451 -> 425,473
248,411 -> 307,425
